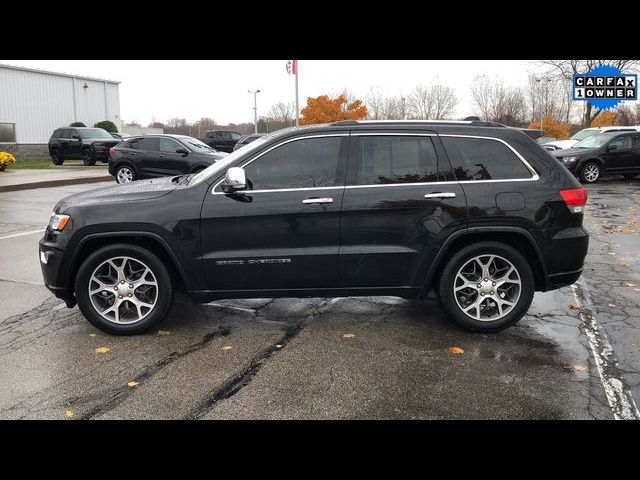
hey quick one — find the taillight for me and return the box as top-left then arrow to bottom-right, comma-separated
560,187 -> 587,213
109,146 -> 116,154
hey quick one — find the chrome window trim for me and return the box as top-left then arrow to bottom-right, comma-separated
211,133 -> 348,195
211,131 -> 539,195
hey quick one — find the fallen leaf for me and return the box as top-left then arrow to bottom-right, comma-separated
89,333 -> 96,337
65,409 -> 73,418
95,347 -> 110,354
634,288 -> 640,293
157,330 -> 171,335
222,345 -> 233,351
535,313 -> 546,319
608,252 -> 616,255
127,381 -> 140,388
342,333 -> 355,339
574,365 -> 587,372
607,304 -> 616,308
569,304 -> 580,310
275,344 -> 283,349
625,283 -> 637,287
448,346 -> 464,354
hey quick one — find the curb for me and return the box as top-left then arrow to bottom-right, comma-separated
0,175 -> 113,193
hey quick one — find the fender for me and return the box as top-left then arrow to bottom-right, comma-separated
575,156 -> 605,173
417,226 -> 548,298
65,230 -> 191,293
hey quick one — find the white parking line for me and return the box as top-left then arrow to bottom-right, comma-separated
572,279 -> 640,420
0,229 -> 45,241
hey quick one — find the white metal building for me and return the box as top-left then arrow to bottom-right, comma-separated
0,63 -> 121,146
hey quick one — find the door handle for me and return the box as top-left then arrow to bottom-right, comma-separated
159,155 -> 165,158
302,197 -> 333,204
424,192 -> 456,199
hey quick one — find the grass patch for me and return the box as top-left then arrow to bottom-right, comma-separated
9,159 -> 53,169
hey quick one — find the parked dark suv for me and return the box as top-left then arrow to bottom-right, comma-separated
108,134 -> 228,183
199,130 -> 242,152
552,131 -> 640,183
49,127 -> 120,166
40,120 -> 589,335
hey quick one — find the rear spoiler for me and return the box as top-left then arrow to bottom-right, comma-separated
517,128 -> 544,139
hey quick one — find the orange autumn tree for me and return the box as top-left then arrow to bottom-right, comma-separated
591,110 -> 616,127
528,115 -> 570,139
299,95 -> 368,125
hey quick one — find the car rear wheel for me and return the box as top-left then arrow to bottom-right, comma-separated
51,149 -> 64,165
75,244 -> 173,335
580,162 -> 600,183
82,148 -> 96,166
438,241 -> 535,332
115,165 -> 136,183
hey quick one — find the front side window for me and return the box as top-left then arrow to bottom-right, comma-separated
138,138 -> 159,151
441,136 -> 533,181
244,136 -> 342,190
608,135 -> 632,150
349,135 -> 439,185
159,138 -> 182,152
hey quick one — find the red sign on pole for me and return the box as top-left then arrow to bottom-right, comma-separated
292,60 -> 297,75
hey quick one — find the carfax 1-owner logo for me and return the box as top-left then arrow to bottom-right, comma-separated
573,64 -> 637,109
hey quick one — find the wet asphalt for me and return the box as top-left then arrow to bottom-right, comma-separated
0,177 -> 638,420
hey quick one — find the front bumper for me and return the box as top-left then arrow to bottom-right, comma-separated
39,232 -> 76,307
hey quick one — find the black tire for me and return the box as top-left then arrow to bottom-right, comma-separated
115,164 -> 137,183
623,173 -> 638,180
438,241 -> 535,333
75,244 -> 174,335
51,148 -> 64,165
579,161 -> 600,183
82,148 -> 96,166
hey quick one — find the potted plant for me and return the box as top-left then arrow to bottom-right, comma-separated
0,151 -> 16,172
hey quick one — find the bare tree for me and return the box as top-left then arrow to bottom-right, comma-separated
615,103 -> 640,125
365,88 -> 386,120
471,76 -> 527,126
407,84 -> 456,120
192,117 -> 216,137
268,102 -> 295,125
540,60 -> 640,127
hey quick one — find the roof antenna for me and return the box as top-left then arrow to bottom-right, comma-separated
464,116 -> 481,121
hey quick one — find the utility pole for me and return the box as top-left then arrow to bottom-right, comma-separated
401,97 -> 406,120
294,60 -> 299,126
248,89 -> 261,133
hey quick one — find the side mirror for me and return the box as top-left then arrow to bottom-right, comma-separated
607,144 -> 618,151
176,148 -> 189,156
72,135 -> 81,141
221,167 -> 246,192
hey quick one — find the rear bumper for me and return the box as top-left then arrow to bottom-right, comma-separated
542,226 -> 589,291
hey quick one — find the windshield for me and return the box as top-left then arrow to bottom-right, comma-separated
571,129 -> 600,141
190,134 -> 272,186
180,136 -> 216,153
573,133 -> 614,149
79,128 -> 113,139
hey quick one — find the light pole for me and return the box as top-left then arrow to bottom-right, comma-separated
401,97 -> 406,120
535,76 -> 552,132
248,89 -> 261,133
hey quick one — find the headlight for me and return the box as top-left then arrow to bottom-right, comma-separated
562,156 -> 578,163
49,213 -> 70,231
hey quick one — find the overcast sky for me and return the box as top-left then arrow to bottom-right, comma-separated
2,60 -> 538,125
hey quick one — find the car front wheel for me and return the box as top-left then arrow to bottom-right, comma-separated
75,244 -> 174,335
115,165 -> 136,183
438,241 -> 535,332
82,148 -> 96,166
51,149 -> 64,165
579,162 -> 600,183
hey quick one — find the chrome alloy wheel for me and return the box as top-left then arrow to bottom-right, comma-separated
88,257 -> 158,324
583,164 -> 599,182
453,254 -> 521,321
116,167 -> 133,183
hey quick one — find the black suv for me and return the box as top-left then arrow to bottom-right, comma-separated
552,131 -> 640,183
40,120 -> 589,335
108,134 -> 228,183
49,127 -> 120,165
199,130 -> 242,152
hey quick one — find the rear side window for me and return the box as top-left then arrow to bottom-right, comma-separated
138,138 -> 159,151
609,135 -> 633,150
244,136 -> 342,190
441,136 -> 533,181
349,135 -> 439,185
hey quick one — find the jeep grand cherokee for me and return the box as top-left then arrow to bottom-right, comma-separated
39,120 -> 589,335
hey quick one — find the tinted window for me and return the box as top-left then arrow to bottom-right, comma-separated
59,129 -> 71,138
0,123 -> 16,142
244,137 -> 342,190
441,137 -> 532,181
125,139 -> 140,149
350,136 -> 438,185
230,132 -> 241,141
633,135 -> 640,148
138,138 -> 159,151
69,130 -> 79,138
609,135 -> 632,150
159,138 -> 182,152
